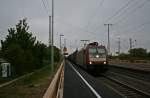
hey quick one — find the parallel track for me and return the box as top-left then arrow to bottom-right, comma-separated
101,75 -> 150,98
102,64 -> 150,98
108,65 -> 150,83
69,60 -> 150,98
109,64 -> 150,72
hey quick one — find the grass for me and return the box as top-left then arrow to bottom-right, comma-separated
22,66 -> 52,85
0,77 -> 15,84
0,63 -> 59,98
0,72 -> 20,84
0,61 -> 59,84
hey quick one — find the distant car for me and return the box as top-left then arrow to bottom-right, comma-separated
68,42 -> 108,71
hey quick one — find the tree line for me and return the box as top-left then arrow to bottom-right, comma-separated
0,18 -> 60,75
112,48 -> 150,60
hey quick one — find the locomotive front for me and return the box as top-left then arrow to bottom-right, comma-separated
86,42 -> 108,70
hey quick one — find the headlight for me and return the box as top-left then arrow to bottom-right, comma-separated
103,62 -> 106,64
89,61 -> 92,64
96,55 -> 99,58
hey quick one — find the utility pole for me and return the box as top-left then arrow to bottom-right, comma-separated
60,34 -> 64,54
64,38 -> 66,47
104,24 -> 112,55
118,37 -> 121,55
129,38 -> 132,50
64,38 -> 67,54
49,16 -> 51,46
51,0 -> 54,72
49,16 -> 51,66
134,40 -> 137,48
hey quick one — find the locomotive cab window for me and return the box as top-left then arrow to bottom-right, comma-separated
97,48 -> 106,54
89,48 -> 97,54
97,48 -> 106,58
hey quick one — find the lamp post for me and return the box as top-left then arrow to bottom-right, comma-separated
51,0 -> 54,72
104,24 -> 112,55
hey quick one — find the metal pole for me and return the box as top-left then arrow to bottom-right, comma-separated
59,34 -> 61,61
129,38 -> 132,50
49,16 -> 51,46
135,40 -> 137,48
108,25 -> 110,54
60,34 -> 64,54
60,35 -> 61,52
51,0 -> 54,72
118,37 -> 120,54
104,24 -> 112,55
64,38 -> 66,47
49,16 -> 51,65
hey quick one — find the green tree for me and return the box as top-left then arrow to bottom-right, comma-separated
1,19 -> 36,51
54,46 -> 60,62
118,53 -> 130,60
47,46 -> 60,62
129,48 -> 147,59
147,52 -> 150,59
1,18 -> 36,75
33,41 -> 48,68
1,18 -> 61,75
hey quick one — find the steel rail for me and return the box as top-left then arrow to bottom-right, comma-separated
103,74 -> 150,98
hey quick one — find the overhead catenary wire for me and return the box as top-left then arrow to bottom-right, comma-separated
92,0 -> 136,33
87,0 -> 150,54
110,0 -> 150,38
45,0 -> 50,10
105,0 -> 135,23
54,18 -> 102,47
128,21 -> 150,34
117,20 -> 150,34
41,0 -> 55,72
54,18 -> 95,35
114,0 -> 150,25
108,0 -> 150,40
85,0 -> 105,30
92,0 -> 150,35
106,0 -> 139,24
110,0 -> 139,25
41,0 -> 50,15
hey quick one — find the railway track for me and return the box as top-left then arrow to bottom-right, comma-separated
68,61 -> 150,98
109,64 -> 150,72
101,75 -> 150,98
108,65 -> 150,83
101,64 -> 150,98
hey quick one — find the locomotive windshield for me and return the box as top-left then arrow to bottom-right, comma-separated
89,48 -> 106,58
97,48 -> 106,58
97,48 -> 106,54
89,48 -> 97,54
89,48 -> 106,54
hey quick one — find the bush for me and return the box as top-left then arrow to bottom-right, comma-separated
0,18 -> 60,75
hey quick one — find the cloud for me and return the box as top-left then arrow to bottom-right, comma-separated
0,0 -> 150,54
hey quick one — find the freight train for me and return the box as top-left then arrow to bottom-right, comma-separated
68,42 -> 108,71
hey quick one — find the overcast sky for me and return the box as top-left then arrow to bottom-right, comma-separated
0,0 -> 150,54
